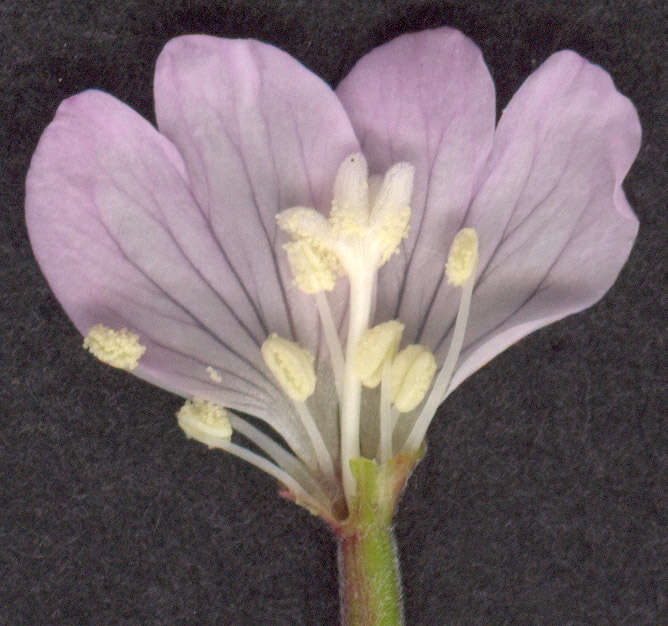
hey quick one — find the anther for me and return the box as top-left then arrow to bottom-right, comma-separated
83,324 -> 146,370
390,344 -> 437,413
284,239 -> 337,293
261,333 -> 317,402
445,228 -> 479,286
352,320 -> 404,388
177,398 -> 233,445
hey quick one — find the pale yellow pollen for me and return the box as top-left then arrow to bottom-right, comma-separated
177,398 -> 232,444
445,228 -> 479,286
277,154 -> 415,297
83,324 -> 146,370
276,207 -> 330,242
261,333 -> 316,402
369,161 -> 414,264
372,205 -> 411,264
284,239 -> 337,294
206,366 -> 222,383
328,205 -> 369,239
352,320 -> 404,388
390,344 -> 437,413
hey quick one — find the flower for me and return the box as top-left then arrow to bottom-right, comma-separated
26,28 -> 639,525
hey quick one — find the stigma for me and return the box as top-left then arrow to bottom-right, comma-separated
276,153 -> 414,292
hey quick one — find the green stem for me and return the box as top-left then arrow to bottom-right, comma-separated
337,514 -> 403,625
335,454 -> 421,625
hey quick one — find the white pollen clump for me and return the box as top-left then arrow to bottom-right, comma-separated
352,320 -> 404,388
261,333 -> 316,402
206,366 -> 222,383
390,344 -> 437,413
83,324 -> 146,370
445,228 -> 479,286
177,398 -> 232,445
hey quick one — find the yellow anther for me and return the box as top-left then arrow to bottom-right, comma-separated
261,333 -> 316,402
445,228 -> 479,286
373,205 -> 411,264
177,398 -> 232,444
83,323 -> 146,370
276,207 -> 330,242
390,344 -> 437,413
352,320 -> 404,388
284,239 -> 337,294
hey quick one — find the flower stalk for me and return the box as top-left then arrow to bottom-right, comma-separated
334,454 -> 420,625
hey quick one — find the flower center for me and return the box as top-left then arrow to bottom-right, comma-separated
269,153 -> 479,504
81,153 -> 480,517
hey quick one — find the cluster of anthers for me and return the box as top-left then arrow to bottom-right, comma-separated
83,153 -> 479,521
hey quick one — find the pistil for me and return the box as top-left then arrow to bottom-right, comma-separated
339,263 -> 376,502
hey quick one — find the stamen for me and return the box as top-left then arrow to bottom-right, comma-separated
378,358 -> 394,464
177,399 -> 327,515
403,228 -> 479,453
276,206 -> 331,242
369,162 -> 414,264
352,320 -> 404,388
83,324 -> 146,370
228,414 -> 333,508
445,227 -> 478,286
217,440 -> 319,510
294,400 -> 336,479
315,291 -> 345,398
390,345 -> 437,413
284,239 -> 338,294
261,334 -> 316,402
261,334 -> 334,477
177,398 -> 233,444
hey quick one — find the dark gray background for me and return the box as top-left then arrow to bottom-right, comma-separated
2,1 -> 665,623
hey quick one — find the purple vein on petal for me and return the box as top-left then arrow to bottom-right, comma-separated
229,119 -> 296,341
97,213 -> 275,390
105,169 -> 266,346
164,66 -> 292,345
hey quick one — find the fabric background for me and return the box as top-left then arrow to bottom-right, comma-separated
1,1 -> 665,623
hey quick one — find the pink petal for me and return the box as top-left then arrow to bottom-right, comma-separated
25,90 -> 313,460
153,35 -> 360,352
429,51 -> 641,393
336,27 -> 496,337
